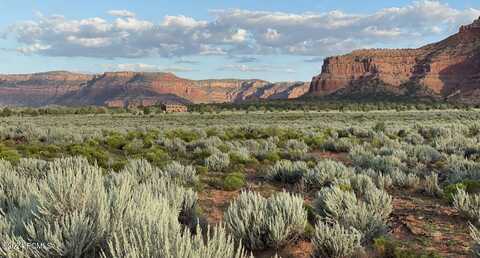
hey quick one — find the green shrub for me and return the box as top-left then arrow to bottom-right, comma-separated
229,147 -> 251,165
444,183 -> 466,203
303,134 -> 326,149
196,165 -> 209,175
111,159 -> 128,172
0,144 -> 21,164
223,173 -> 246,191
165,129 -> 200,142
373,236 -> 442,258
106,133 -> 128,149
67,143 -> 109,168
263,151 -> 281,162
374,122 -> 386,132
19,143 -> 61,159
123,138 -> 145,155
465,180 -> 480,194
445,180 -> 480,203
143,146 -> 170,167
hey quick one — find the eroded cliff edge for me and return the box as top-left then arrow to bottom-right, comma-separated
0,71 -> 309,107
309,17 -> 480,103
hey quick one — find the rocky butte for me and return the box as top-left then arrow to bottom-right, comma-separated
0,71 -> 309,107
309,17 -> 480,103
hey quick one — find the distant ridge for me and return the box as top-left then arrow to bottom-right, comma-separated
0,71 -> 309,107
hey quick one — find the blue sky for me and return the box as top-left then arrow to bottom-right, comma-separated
0,0 -> 479,81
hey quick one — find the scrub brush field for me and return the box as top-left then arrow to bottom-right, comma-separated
1,108 -> 480,257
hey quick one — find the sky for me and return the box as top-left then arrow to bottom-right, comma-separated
0,0 -> 479,82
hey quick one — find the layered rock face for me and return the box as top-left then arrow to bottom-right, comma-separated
310,17 -> 480,103
0,71 -> 93,106
239,82 -> 310,101
0,71 -> 308,107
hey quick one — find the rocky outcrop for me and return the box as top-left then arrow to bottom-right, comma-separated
310,17 -> 480,103
0,71 -> 308,107
239,82 -> 310,101
0,71 -> 93,106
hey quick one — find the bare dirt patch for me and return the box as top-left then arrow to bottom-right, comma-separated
309,151 -> 351,165
198,189 -> 239,225
253,240 -> 313,258
389,190 -> 472,257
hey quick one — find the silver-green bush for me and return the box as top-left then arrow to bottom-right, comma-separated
312,221 -> 362,258
265,192 -> 307,248
283,139 -> 308,159
0,157 -> 247,258
163,161 -> 199,185
224,191 -> 307,250
453,189 -> 480,224
423,172 -> 443,197
303,160 -> 354,188
267,160 -> 309,184
313,178 -> 392,243
470,223 -> 480,258
205,153 -> 230,171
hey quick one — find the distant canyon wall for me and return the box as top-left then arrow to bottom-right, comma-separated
0,71 -> 309,107
309,17 -> 480,103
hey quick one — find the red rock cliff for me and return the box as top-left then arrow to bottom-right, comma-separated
0,70 -> 309,107
309,17 -> 480,102
0,71 -> 93,106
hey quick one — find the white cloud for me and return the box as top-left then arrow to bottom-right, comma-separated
66,36 -> 111,47
162,15 -> 207,28
234,56 -> 259,63
108,10 -> 136,18
6,1 -> 480,59
175,58 -> 199,64
219,64 -> 295,73
265,28 -> 280,41
199,45 -> 227,55
162,66 -> 196,73
221,64 -> 266,72
17,43 -> 51,54
363,26 -> 402,37
114,17 -> 153,31
103,63 -> 195,73
304,56 -> 324,63
225,28 -> 248,43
